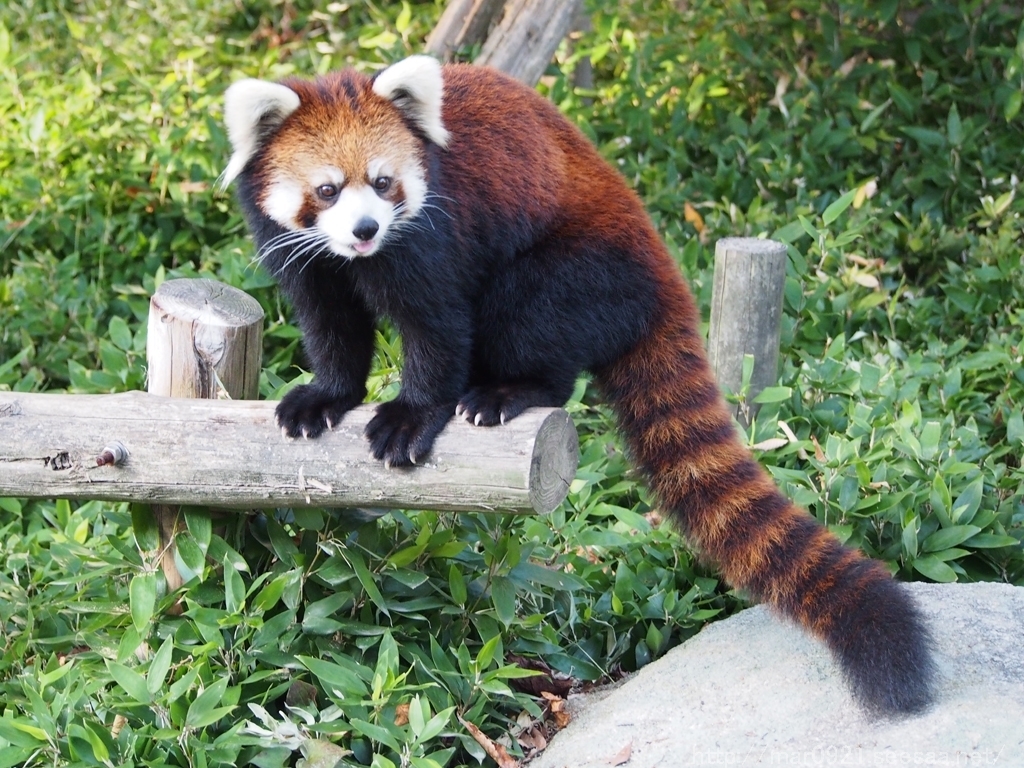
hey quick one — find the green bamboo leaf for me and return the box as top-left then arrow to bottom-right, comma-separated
175,531 -> 206,582
225,565 -> 245,613
184,507 -> 212,550
1005,90 -> 1022,122
185,677 -> 230,729
252,570 -> 294,612
408,695 -> 427,738
0,719 -> 46,746
448,564 -> 467,606
108,315 -> 133,351
130,504 -> 161,551
475,634 -> 501,671
964,533 -> 1020,549
107,661 -> 152,704
912,556 -> 957,583
417,706 -> 455,744
946,103 -> 963,146
298,656 -> 369,697
753,386 -> 792,404
901,126 -> 946,147
822,188 -> 857,226
859,98 -> 891,133
350,718 -> 402,752
344,547 -> 389,617
923,525 -> 981,552
147,636 -> 174,695
798,214 -> 819,239
951,478 -> 984,525
490,576 -> 517,626
129,573 -> 156,632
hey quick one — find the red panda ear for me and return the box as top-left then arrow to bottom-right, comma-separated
221,79 -> 301,187
372,56 -> 450,148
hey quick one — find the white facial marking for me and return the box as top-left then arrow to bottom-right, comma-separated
317,184 -> 395,258
263,178 -> 304,228
401,168 -> 427,219
368,158 -> 392,181
311,166 -> 346,190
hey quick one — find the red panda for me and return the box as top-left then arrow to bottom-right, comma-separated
223,55 -> 934,714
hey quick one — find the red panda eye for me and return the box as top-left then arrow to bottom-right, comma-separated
373,176 -> 392,193
317,184 -> 338,200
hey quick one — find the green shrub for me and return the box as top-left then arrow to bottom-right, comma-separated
1,1 -> 1022,765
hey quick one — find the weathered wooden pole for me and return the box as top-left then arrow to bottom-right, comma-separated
0,393 -> 578,515
146,278 -> 265,590
707,238 -> 788,428
427,0 -> 583,86
425,0 -> 507,60
475,0 -> 583,85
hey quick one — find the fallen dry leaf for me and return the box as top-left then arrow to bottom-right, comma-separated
394,702 -> 410,726
683,201 -> 705,233
516,725 -> 548,752
751,437 -> 789,451
459,714 -> 519,768
609,740 -> 632,765
811,434 -> 825,462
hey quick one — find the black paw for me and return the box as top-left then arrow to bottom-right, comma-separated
456,385 -> 542,426
276,384 -> 362,439
365,400 -> 454,467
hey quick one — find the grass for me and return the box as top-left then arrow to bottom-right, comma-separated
1,0 -> 1023,766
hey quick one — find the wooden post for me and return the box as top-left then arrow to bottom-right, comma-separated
707,238 -> 788,428
425,0 -> 507,61
475,0 -> 583,85
427,0 -> 583,87
146,278 -> 264,591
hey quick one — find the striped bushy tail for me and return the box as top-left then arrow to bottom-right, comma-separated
596,290 -> 935,715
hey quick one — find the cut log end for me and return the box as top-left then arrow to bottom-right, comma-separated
529,409 -> 579,514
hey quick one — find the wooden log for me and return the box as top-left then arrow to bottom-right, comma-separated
147,278 -> 264,400
475,0 -> 583,85
146,278 -> 264,591
0,392 -> 578,515
707,237 -> 788,427
425,0 -> 507,61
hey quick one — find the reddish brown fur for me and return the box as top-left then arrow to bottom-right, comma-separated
235,62 -> 933,714
258,74 -> 422,221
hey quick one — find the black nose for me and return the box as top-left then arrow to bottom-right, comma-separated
353,217 -> 379,242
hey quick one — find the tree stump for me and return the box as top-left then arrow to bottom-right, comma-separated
146,278 -> 264,592
707,238 -> 788,428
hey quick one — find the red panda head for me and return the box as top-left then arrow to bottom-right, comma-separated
222,55 -> 449,260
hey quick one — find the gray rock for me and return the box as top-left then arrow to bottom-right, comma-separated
529,583 -> 1024,767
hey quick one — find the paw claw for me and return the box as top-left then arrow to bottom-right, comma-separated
474,413 -> 483,426
500,412 -> 507,425
455,404 -> 464,417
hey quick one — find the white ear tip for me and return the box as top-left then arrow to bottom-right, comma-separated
372,55 -> 449,147
222,78 -> 300,185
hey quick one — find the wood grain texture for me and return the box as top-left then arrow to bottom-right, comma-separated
147,277 -> 265,591
425,0 -> 506,60
0,392 -> 578,514
707,237 -> 788,427
475,0 -> 583,85
147,278 -> 264,400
